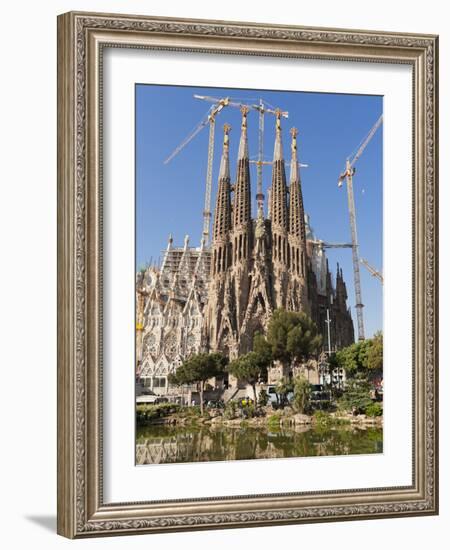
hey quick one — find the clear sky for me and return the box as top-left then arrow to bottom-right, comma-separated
135,84 -> 383,338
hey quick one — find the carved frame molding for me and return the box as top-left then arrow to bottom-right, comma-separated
57,11 -> 438,538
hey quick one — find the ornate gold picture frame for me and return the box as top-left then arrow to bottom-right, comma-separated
57,11 -> 438,538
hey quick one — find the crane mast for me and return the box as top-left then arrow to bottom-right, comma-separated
344,158 -> 365,340
164,95 -> 288,245
338,114 -> 383,341
202,116 -> 215,244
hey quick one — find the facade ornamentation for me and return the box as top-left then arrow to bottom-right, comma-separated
136,111 -> 354,391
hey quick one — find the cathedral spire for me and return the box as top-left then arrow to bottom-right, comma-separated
270,109 -> 288,231
213,124 -> 232,242
212,125 -> 232,273
288,128 -> 306,242
233,106 -> 251,229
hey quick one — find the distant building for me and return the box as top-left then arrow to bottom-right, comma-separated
136,109 -> 354,393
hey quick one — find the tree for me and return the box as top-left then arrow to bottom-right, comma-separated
169,352 -> 228,414
339,372 -> 373,414
334,333 -> 383,378
266,309 -> 322,372
367,331 -> 383,373
253,331 -> 273,364
292,375 -> 311,414
275,376 -> 293,407
228,350 -> 270,403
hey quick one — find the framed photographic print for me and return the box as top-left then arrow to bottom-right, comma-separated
57,11 -> 439,538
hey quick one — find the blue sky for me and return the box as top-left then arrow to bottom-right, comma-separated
135,84 -> 383,338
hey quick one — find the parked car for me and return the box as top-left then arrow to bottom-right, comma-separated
265,385 -> 294,408
309,384 -> 331,406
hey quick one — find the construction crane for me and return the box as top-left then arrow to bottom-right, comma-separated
164,95 -> 289,245
338,114 -> 383,340
360,258 -> 384,284
196,96 -> 288,217
163,96 -> 237,246
309,239 -> 353,250
250,101 -> 288,214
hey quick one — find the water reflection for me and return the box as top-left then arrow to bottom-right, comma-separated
136,424 -> 383,465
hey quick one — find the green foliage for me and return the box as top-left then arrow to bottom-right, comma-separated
258,388 -> 269,407
253,331 -> 273,364
292,375 -> 311,414
267,415 -> 281,429
367,332 -> 383,372
223,400 -> 238,420
334,333 -> 383,377
275,376 -> 293,406
136,402 -> 181,424
275,376 -> 293,395
170,352 -> 228,386
266,309 -> 322,368
228,349 -> 270,401
365,402 -> 383,417
313,409 -> 331,427
241,402 -> 256,418
339,373 -> 373,414
169,352 -> 228,413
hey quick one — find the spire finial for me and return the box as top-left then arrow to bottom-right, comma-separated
289,127 -> 299,184
238,106 -> 249,160
223,123 -> 231,145
240,105 -> 249,126
273,109 -> 283,161
219,124 -> 231,180
275,108 -> 283,132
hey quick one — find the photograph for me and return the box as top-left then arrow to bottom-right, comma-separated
53,8 -> 438,539
135,85 -> 384,465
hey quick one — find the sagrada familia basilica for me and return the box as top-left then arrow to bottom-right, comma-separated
136,108 -> 354,394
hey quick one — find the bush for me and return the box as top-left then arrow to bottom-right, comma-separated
258,388 -> 269,407
339,373 -> 373,414
136,402 -> 180,423
223,400 -> 238,420
313,410 -> 331,427
365,402 -> 383,417
292,375 -> 311,414
267,415 -> 281,429
242,403 -> 256,418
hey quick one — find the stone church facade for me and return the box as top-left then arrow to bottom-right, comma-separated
136,109 -> 354,394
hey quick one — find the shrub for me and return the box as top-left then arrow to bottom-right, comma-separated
223,400 -> 238,420
258,388 -> 269,407
365,402 -> 383,417
313,410 -> 331,427
267,415 -> 281,429
292,375 -> 311,414
339,373 -> 373,414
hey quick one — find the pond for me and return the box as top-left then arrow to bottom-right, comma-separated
136,424 -> 383,465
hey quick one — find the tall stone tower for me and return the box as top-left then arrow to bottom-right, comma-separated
231,107 -> 253,332
205,112 -> 314,358
269,110 -> 290,308
205,123 -> 238,358
286,127 -> 309,313
136,109 -> 355,393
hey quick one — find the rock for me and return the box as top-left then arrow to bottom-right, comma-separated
293,414 -> 312,425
